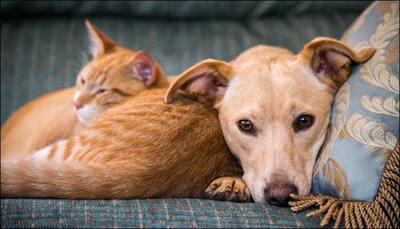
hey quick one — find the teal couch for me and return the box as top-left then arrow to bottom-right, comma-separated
1,1 -> 371,227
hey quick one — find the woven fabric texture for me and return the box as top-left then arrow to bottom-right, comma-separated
1,1 -> 371,19
1,198 -> 325,228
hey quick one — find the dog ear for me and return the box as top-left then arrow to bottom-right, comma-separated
164,59 -> 233,105
129,51 -> 164,87
299,37 -> 375,90
86,20 -> 119,57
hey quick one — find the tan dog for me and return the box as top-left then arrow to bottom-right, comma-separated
166,38 -> 375,205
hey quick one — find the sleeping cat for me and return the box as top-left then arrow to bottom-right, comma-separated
1,21 -> 170,159
1,87 -> 249,202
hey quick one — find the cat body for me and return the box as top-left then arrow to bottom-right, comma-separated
1,89 -> 243,199
1,87 -> 84,159
1,21 -> 169,159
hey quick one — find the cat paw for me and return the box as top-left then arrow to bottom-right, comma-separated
205,176 -> 251,203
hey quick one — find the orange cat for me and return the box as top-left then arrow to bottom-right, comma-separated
1,87 -> 249,202
1,21 -> 169,159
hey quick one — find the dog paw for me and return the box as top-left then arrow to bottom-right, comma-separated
205,176 -> 251,203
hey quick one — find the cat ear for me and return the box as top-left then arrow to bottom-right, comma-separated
129,51 -> 163,87
298,37 -> 375,90
85,20 -> 119,57
164,59 -> 233,106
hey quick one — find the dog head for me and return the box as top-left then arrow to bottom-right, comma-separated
166,37 -> 375,205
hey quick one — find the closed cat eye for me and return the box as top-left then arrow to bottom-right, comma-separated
97,89 -> 106,94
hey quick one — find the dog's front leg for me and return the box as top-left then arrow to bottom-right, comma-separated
205,177 -> 251,203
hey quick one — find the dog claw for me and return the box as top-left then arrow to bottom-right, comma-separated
205,176 -> 251,203
230,195 -> 242,203
211,183 -> 218,190
213,192 -> 226,201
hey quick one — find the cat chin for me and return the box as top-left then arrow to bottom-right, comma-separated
75,106 -> 98,126
76,114 -> 92,126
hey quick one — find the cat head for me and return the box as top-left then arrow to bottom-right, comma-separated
73,21 -> 168,125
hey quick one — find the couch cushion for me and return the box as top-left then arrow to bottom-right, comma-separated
1,198 -> 323,228
1,1 -> 371,19
312,1 -> 399,201
1,14 -> 362,124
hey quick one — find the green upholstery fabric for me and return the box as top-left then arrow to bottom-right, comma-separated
1,1 -> 371,19
1,15 -> 363,124
1,199 -> 323,228
1,1 -> 371,228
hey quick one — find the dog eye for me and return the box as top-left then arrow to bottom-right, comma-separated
293,114 -> 314,132
80,78 -> 85,85
97,88 -> 106,94
237,119 -> 256,135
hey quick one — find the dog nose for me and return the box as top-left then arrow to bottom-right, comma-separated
264,183 -> 298,206
74,102 -> 83,110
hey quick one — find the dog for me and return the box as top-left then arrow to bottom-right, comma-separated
166,37 -> 375,205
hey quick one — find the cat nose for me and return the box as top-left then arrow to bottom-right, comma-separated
264,182 -> 298,206
74,102 -> 83,110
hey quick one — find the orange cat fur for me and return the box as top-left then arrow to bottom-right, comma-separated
1,21 -> 170,159
1,88 -> 246,200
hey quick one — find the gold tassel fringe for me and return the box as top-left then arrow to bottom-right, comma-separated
289,144 -> 400,228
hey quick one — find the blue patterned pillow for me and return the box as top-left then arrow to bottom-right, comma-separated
312,1 -> 399,201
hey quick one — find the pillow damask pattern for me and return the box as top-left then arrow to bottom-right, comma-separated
312,1 -> 399,201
